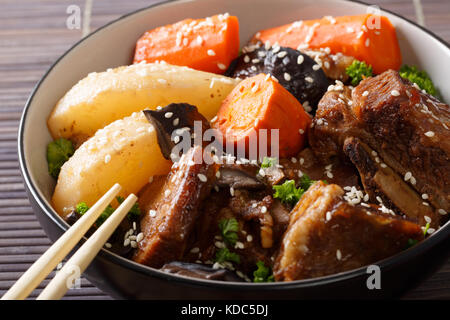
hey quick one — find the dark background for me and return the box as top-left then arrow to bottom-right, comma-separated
0,0 -> 448,299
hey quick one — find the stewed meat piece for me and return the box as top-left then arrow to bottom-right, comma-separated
133,146 -> 217,267
309,70 -> 450,225
274,181 -> 424,281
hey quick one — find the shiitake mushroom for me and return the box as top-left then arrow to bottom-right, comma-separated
225,43 -> 329,114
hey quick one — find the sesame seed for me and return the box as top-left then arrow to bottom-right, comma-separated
365,38 -> 370,47
438,209 -> 447,215
130,241 -> 138,248
336,249 -> 342,260
272,45 -> 280,53
123,238 -> 130,247
422,193 -> 429,200
424,131 -> 435,137
391,90 -> 400,96
326,171 -> 334,179
362,91 -> 369,97
215,241 -> 225,249
427,228 -> 436,234
258,168 -> 266,177
326,211 -> 332,221
104,154 -> 111,164
207,49 -> 216,56
217,63 -> 226,70
234,241 -> 245,249
252,58 -> 260,63
197,173 -> 207,182
277,51 -> 288,58
261,206 -> 267,213
215,171 -> 221,179
190,247 -> 200,254
423,202 -> 429,206
135,233 -> 144,244
312,64 -> 321,71
299,129 -> 305,134
291,157 -> 297,163
284,72 -> 291,81
251,65 -> 257,72
297,55 -> 304,64
230,187 -> 235,196
305,76 -> 314,83
404,171 -> 412,181
197,35 -> 203,45
244,55 -> 250,63
149,209 -> 157,217
173,118 -> 179,126
164,112 -> 173,118
246,235 -> 253,242
380,163 -> 387,168
105,242 -> 112,248
424,215 -> 431,223
264,41 -> 271,50
164,190 -> 171,197
410,176 -> 417,185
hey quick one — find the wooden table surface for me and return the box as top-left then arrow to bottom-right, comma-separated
0,0 -> 449,300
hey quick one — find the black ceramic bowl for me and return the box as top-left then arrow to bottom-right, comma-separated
18,0 -> 450,299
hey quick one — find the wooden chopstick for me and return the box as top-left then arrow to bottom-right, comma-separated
1,183 -> 123,300
37,193 -> 137,300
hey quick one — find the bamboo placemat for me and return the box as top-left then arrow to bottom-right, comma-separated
0,0 -> 448,299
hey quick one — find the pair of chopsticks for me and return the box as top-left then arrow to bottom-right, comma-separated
1,183 -> 136,300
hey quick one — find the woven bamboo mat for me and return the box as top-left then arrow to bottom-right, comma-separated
0,0 -> 448,300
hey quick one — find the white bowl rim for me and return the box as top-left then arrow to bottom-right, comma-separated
17,0 -> 450,290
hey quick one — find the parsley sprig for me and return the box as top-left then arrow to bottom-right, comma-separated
273,174 -> 317,206
214,218 -> 241,265
253,261 -> 274,282
273,180 -> 304,205
260,157 -> 277,169
47,138 -> 74,179
218,218 -> 239,246
75,196 -> 141,227
215,247 -> 240,264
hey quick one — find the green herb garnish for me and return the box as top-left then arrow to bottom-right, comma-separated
261,157 -> 277,169
215,247 -> 240,264
299,174 -> 316,190
47,138 -> 74,179
218,218 -> 239,246
423,222 -> 430,236
75,195 -> 141,227
406,238 -> 419,248
253,261 -> 274,283
399,65 -> 437,96
116,196 -> 141,220
273,180 -> 304,205
75,202 -> 89,215
346,60 -> 373,86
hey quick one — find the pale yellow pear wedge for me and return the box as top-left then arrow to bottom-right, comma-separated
52,112 -> 171,218
47,62 -> 240,144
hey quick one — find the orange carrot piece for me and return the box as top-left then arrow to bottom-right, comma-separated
133,14 -> 240,74
214,74 -> 311,158
252,14 -> 401,74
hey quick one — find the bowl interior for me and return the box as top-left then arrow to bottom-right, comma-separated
20,0 -> 450,278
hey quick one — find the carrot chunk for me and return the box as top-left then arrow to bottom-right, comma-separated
133,14 -> 240,74
252,14 -> 401,74
214,74 -> 311,158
